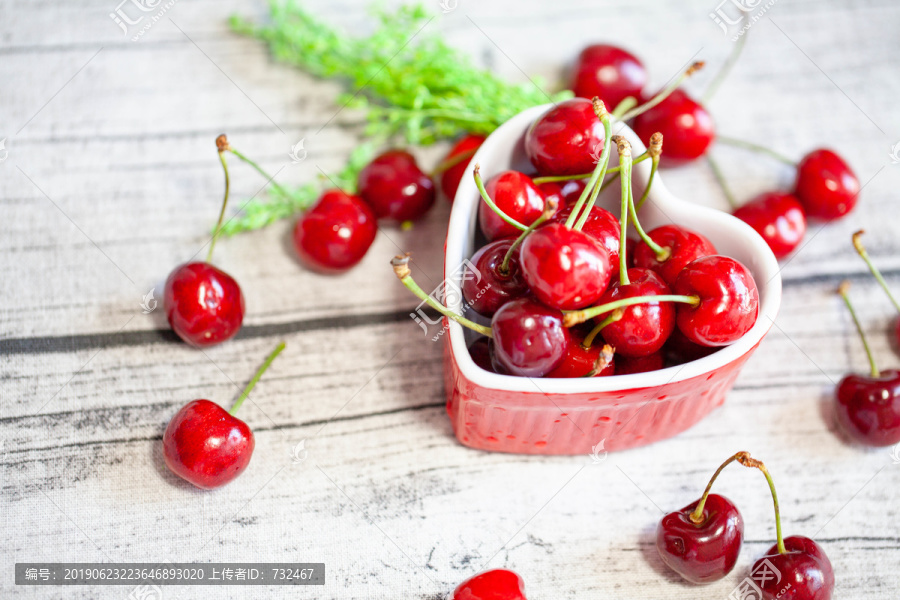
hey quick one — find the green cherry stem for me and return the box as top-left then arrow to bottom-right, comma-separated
717,136 -> 796,166
737,453 -> 787,555
574,111 -> 614,231
582,309 -> 625,348
689,451 -> 750,524
706,154 -> 739,210
635,132 -> 663,212
392,255 -> 493,338
565,98 -> 612,229
474,164 -> 528,232
625,134 -> 668,261
227,146 -> 294,200
852,230 -> 900,314
500,197 -> 559,273
702,31 -> 749,104
207,135 -> 232,263
615,136 -> 633,285
229,342 -> 286,416
611,96 -> 638,119
839,280 -> 880,378
619,61 -> 705,122
532,152 -> 650,185
562,294 -> 699,328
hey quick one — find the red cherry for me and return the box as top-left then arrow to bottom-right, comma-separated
752,536 -> 834,600
673,256 -> 759,347
633,224 -> 717,286
439,134 -> 485,202
835,369 -> 900,446
794,149 -> 859,221
571,44 -> 647,111
357,149 -> 435,221
551,204 -> 621,279
468,337 -> 496,372
520,222 -> 612,310
462,238 -> 529,317
615,351 -> 664,375
733,192 -> 807,259
164,262 -> 245,347
664,327 -> 718,365
632,89 -> 715,165
524,98 -> 606,176
546,331 -> 615,378
491,297 -> 570,377
657,494 -> 744,584
450,569 -> 527,600
596,268 -> 675,358
292,189 -> 377,273
478,171 -> 546,241
163,399 -> 254,489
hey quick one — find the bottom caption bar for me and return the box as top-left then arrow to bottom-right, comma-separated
15,563 -> 324,585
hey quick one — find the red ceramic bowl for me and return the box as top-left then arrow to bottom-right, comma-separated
443,105 -> 781,455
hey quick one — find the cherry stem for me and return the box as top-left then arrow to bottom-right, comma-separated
839,280 -> 880,378
573,116 -> 614,231
392,255 -> 494,338
852,230 -> 900,314
562,294 -> 699,327
616,136 -> 633,285
702,31 -> 748,104
227,145 -> 294,200
736,454 -> 787,555
611,96 -> 638,119
619,61 -> 705,122
635,133 -> 663,212
582,309 -> 624,348
500,198 -> 559,273
689,451 -> 750,524
229,342 -> 286,416
207,136 -> 231,263
474,165 -> 528,232
566,98 -> 612,230
585,344 -> 616,377
625,136 -> 668,261
532,152 -> 650,185
706,154 -> 738,210
431,147 -> 478,177
717,136 -> 795,166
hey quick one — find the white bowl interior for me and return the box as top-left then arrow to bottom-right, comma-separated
446,104 -> 782,394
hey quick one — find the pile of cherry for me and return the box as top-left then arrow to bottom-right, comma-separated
395,97 -> 761,378
446,451 -> 835,600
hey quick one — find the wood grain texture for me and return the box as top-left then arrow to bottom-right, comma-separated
2,0 -> 900,598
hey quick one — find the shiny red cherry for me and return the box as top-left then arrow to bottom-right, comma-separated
491,297 -> 570,377
673,256 -> 759,347
450,569 -> 527,600
546,331 -> 615,378
835,369 -> 900,446
478,171 -> 546,241
657,494 -> 744,584
551,204 -> 621,279
292,189 -> 377,273
164,262 -> 245,347
794,149 -> 859,221
733,192 -> 807,259
520,222 -> 612,310
163,399 -> 254,489
664,327 -> 718,365
461,238 -> 529,317
524,98 -> 606,176
536,180 -> 581,213
357,149 -> 435,221
571,44 -> 647,111
632,89 -> 715,165
633,224 -> 717,286
752,536 -> 834,600
438,134 -> 485,202
597,268 -> 675,358
615,351 -> 664,375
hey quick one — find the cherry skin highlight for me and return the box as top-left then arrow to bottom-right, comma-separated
657,493 -> 744,584
357,149 -> 435,222
292,189 -> 377,273
524,98 -> 607,176
552,204 -> 621,279
164,262 -> 245,347
163,399 -> 254,490
835,369 -> 900,447
478,171 -> 546,241
733,192 -> 807,259
633,224 -> 717,286
597,268 -> 675,358
491,297 -> 570,377
752,536 -> 834,600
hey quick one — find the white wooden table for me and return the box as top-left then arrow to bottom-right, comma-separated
3,0 -> 900,598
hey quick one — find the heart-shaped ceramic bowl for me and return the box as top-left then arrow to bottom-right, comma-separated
442,104 -> 781,455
